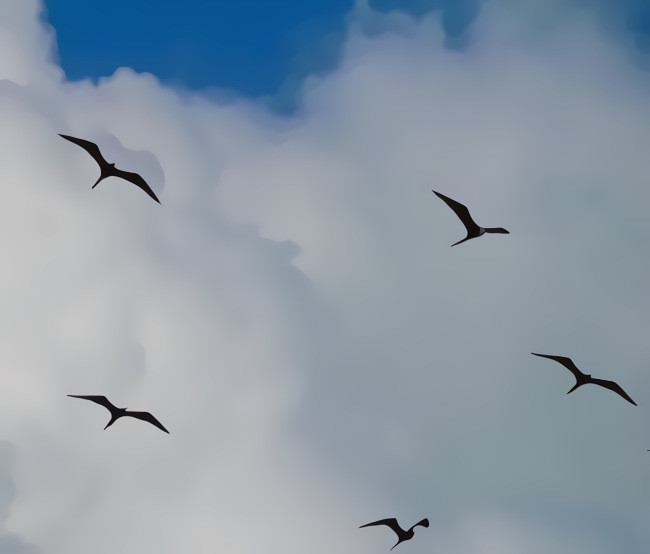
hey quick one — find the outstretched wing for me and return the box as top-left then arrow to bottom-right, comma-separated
126,411 -> 170,433
111,168 -> 161,204
414,518 -> 429,529
432,190 -> 480,235
360,518 -> 402,538
67,395 -> 118,413
589,378 -> 637,406
59,134 -> 110,169
531,353 -> 585,380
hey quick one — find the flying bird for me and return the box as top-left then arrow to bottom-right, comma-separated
59,134 -> 161,203
67,395 -> 169,433
531,353 -> 637,406
432,190 -> 508,246
360,518 -> 429,550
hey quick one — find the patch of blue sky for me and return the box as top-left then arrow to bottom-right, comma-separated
43,0 -> 352,110
42,0 -> 650,112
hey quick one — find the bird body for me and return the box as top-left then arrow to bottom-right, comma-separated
432,190 -> 508,246
59,134 -> 161,204
531,353 -> 637,406
68,395 -> 169,433
360,517 -> 429,550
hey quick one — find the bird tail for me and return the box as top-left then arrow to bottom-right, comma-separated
390,540 -> 402,551
451,236 -> 471,247
104,416 -> 118,430
567,382 -> 581,394
92,175 -> 104,189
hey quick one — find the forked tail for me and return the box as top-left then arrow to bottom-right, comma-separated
104,415 -> 119,430
92,174 -> 104,188
451,236 -> 471,247
567,382 -> 582,394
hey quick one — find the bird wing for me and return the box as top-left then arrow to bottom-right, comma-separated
414,518 -> 429,528
360,518 -> 403,537
531,353 -> 585,380
125,411 -> 170,433
589,378 -> 637,406
432,190 -> 480,234
67,395 -> 118,413
59,134 -> 110,169
110,168 -> 161,204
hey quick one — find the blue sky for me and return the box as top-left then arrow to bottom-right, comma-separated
42,0 -> 650,109
43,0 -> 487,111
43,0 -> 354,105
41,0 -> 650,121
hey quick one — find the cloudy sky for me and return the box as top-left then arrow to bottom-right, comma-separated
2,0 -> 650,552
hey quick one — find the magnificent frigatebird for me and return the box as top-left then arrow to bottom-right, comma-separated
67,395 -> 169,433
432,190 -> 508,246
531,353 -> 637,406
59,134 -> 161,204
360,518 -> 429,550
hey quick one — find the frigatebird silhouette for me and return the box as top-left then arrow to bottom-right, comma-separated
531,353 -> 637,406
432,190 -> 508,246
67,395 -> 169,433
360,518 -> 429,550
59,134 -> 161,204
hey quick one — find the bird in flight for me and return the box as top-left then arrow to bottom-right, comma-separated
432,190 -> 508,246
67,395 -> 169,433
59,134 -> 161,204
360,518 -> 429,550
531,353 -> 637,406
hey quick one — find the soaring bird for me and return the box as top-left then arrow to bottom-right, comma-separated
67,395 -> 169,433
531,353 -> 637,406
59,134 -> 161,203
432,190 -> 508,246
360,518 -> 429,550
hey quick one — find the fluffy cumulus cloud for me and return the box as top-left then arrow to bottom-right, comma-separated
1,0 -> 650,553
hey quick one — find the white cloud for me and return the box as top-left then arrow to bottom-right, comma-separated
0,1 -> 650,553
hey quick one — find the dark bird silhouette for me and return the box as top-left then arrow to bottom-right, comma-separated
59,134 -> 160,203
531,353 -> 636,406
432,190 -> 508,246
360,518 -> 429,550
67,395 -> 169,433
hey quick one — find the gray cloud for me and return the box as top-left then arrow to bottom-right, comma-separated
0,1 -> 649,554
0,442 -> 38,553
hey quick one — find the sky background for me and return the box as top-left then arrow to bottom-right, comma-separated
2,0 -> 650,553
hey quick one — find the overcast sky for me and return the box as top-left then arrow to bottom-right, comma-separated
2,1 -> 650,553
